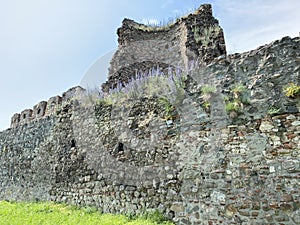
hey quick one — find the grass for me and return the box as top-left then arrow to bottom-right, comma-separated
225,101 -> 240,112
158,97 -> 176,121
0,201 -> 174,225
201,84 -> 216,94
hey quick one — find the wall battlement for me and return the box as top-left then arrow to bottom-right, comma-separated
10,86 -> 85,128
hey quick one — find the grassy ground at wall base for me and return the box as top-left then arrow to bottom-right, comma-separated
0,201 -> 174,225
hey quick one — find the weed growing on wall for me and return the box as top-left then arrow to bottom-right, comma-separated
136,19 -> 175,31
192,25 -> 221,46
225,101 -> 240,113
158,97 -> 176,121
201,84 -> 216,95
137,7 -> 200,31
267,106 -> 282,116
224,83 -> 250,118
283,82 -> 300,98
200,84 -> 216,113
202,101 -> 211,113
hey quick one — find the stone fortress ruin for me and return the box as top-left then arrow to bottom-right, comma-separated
1,4 -> 300,225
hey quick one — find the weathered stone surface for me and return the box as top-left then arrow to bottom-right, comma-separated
10,113 -> 20,128
32,101 -> 47,120
62,86 -> 86,102
46,95 -> 62,116
19,109 -> 33,124
259,121 -> 274,132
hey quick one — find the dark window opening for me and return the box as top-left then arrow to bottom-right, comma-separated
71,139 -> 76,148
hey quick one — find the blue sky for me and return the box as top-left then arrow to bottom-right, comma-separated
0,0 -> 299,130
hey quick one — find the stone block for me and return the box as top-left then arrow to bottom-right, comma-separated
259,121 -> 274,132
10,113 -> 20,128
46,95 -> 62,115
32,101 -> 47,120
20,109 -> 33,124
62,86 -> 86,103
170,202 -> 184,212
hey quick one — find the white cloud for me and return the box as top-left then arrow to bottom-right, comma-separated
214,0 -> 300,53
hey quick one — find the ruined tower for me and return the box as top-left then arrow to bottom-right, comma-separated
102,4 -> 226,92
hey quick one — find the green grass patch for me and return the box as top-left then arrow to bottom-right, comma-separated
0,201 -> 174,225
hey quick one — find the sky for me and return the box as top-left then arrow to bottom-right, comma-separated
0,0 -> 299,131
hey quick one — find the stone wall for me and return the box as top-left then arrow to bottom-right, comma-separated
172,112 -> 300,224
10,86 -> 85,128
0,116 -> 56,201
191,36 -> 300,121
0,96 -> 299,224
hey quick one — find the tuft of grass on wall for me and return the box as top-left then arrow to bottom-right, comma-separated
201,84 -> 216,94
223,83 -> 251,119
